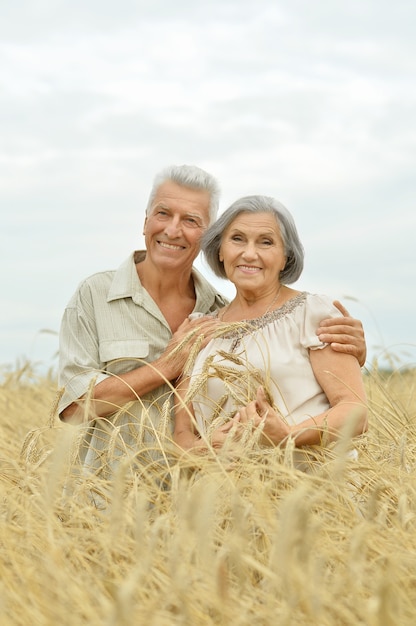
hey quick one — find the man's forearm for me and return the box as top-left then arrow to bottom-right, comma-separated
60,356 -> 177,423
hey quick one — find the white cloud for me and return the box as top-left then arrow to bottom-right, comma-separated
1,0 -> 415,369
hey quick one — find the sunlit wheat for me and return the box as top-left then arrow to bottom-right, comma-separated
1,358 -> 416,625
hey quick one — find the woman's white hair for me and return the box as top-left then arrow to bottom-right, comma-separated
201,195 -> 305,284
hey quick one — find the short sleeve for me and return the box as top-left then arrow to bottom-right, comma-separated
58,282 -> 109,413
299,294 -> 341,351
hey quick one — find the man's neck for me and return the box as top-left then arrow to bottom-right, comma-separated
136,254 -> 198,331
135,255 -> 195,302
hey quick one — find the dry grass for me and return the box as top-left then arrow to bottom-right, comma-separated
1,360 -> 416,625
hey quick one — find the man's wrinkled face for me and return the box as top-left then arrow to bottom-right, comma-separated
143,181 -> 211,273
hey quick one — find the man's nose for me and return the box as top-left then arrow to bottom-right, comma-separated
164,216 -> 182,237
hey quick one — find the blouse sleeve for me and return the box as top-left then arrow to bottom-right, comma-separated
299,293 -> 342,351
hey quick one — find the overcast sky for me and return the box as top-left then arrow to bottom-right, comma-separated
1,0 -> 415,373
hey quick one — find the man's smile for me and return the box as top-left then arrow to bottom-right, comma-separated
158,240 -> 186,250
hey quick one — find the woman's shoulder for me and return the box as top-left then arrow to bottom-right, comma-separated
272,291 -> 339,323
304,292 -> 339,313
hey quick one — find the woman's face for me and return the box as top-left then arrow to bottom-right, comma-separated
219,211 -> 286,295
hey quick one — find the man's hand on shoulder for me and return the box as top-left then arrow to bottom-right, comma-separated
316,300 -> 367,367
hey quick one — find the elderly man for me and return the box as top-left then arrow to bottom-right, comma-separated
58,164 -> 366,480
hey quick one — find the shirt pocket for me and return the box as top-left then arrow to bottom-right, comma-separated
99,339 -> 150,375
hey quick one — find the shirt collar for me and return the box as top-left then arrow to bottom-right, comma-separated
107,251 -> 225,311
107,252 -> 143,303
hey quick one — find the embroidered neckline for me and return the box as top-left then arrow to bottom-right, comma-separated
218,292 -> 307,350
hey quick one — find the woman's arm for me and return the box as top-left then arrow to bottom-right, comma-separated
290,347 -> 368,446
173,376 -> 203,450
173,376 -> 239,451
235,347 -> 368,447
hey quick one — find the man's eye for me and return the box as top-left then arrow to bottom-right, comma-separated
184,217 -> 201,228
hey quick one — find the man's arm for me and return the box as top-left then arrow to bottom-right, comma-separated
60,315 -> 220,424
61,329 -> 189,423
316,300 -> 367,367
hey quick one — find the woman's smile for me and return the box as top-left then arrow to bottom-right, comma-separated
219,211 -> 286,293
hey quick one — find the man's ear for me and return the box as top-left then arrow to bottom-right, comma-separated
142,217 -> 147,236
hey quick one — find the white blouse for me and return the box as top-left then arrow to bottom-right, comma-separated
189,292 -> 341,436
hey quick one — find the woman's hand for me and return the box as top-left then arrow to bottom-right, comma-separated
184,386 -> 289,451
210,417 -> 241,448
235,386 -> 290,446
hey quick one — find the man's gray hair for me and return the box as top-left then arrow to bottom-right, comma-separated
146,164 -> 221,224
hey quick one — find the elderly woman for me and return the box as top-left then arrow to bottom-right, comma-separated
173,195 -> 368,454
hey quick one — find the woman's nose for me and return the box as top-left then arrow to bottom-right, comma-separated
241,242 -> 258,258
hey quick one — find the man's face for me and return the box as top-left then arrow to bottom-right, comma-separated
143,181 -> 211,273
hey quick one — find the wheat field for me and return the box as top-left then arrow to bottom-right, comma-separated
1,360 -> 416,626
